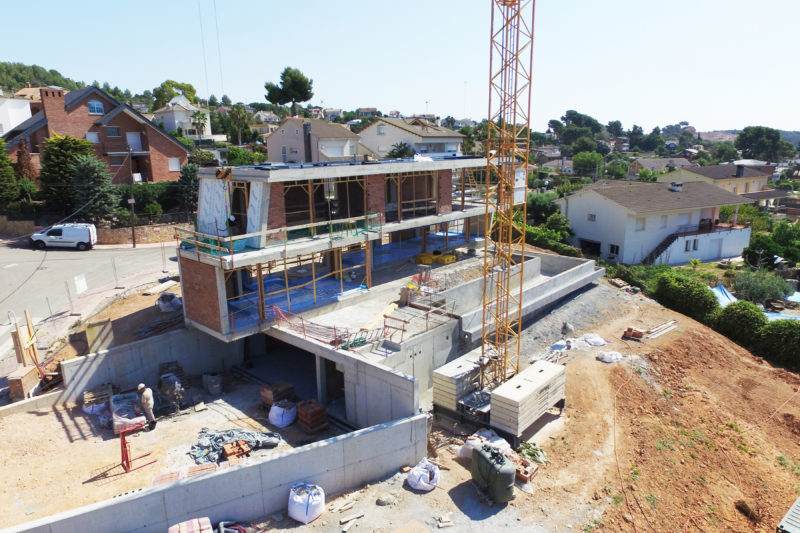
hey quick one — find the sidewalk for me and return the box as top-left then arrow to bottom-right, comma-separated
0,233 -> 174,250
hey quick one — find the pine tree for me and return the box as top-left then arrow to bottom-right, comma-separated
39,133 -> 94,212
13,138 -> 37,181
177,163 -> 199,213
0,138 -> 19,208
69,154 -> 119,224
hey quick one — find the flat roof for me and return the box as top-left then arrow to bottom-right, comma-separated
199,156 -> 487,183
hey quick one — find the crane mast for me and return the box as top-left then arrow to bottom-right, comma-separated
481,0 -> 535,388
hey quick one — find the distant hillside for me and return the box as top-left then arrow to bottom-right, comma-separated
0,62 -> 86,93
697,129 -> 800,147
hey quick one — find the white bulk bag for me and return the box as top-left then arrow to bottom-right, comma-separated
407,458 -> 440,492
288,483 -> 325,524
269,401 -> 297,428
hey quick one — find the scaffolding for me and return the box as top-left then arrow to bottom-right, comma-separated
480,0 -> 535,387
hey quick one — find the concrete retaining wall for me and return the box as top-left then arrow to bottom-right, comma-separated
58,328 -> 244,404
0,214 -> 36,237
381,319 -> 461,392
11,413 -> 429,533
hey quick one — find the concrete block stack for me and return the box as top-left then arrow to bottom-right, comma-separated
297,399 -> 327,432
489,360 -> 565,436
260,381 -> 294,406
433,352 -> 481,411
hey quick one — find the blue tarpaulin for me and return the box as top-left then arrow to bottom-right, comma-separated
786,292 -> 800,303
711,285 -> 738,308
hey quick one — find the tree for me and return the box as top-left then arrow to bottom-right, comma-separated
13,139 -> 37,182
229,104 -> 250,145
69,154 -> 119,224
264,67 -> 314,116
0,138 -> 18,208
190,110 -> 208,139
572,136 -> 597,154
386,142 -> 415,159
573,151 -> 603,177
544,213 -> 572,242
560,110 -> 602,134
208,94 -> 219,107
735,126 -> 795,161
733,269 -> 793,302
559,125 -> 593,145
628,125 -> 644,151
459,126 -> 476,155
714,142 -> 738,162
178,163 -> 199,213
442,116 -> 456,129
637,169 -> 658,182
606,120 -> 624,137
39,133 -> 94,211
527,191 -> 559,224
152,80 -> 197,110
221,94 -> 232,106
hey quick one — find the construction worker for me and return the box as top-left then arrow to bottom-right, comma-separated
137,383 -> 156,430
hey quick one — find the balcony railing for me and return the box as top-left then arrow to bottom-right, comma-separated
103,140 -> 149,154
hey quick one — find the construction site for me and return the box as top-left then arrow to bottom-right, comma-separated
4,1 -> 800,532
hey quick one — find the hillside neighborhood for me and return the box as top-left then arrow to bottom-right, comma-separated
3,3 -> 800,533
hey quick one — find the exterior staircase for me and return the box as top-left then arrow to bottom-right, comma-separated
642,233 -> 678,265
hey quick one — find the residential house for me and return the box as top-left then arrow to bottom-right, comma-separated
627,157 -> 695,178
358,117 -> 464,158
151,95 -> 225,142
253,110 -> 280,123
613,136 -> 629,152
131,102 -> 149,113
249,122 -> 279,141
409,114 -> 438,125
357,107 -> 378,117
324,108 -> 342,121
14,84 -> 61,114
387,110 -> 402,118
0,95 -> 32,136
657,164 -> 773,195
308,106 -> 324,120
3,86 -> 189,184
559,180 -> 752,265
265,117 -> 359,163
664,139 -> 679,151
454,118 -> 476,129
678,148 -> 698,159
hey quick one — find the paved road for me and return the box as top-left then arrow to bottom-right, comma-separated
0,240 -> 180,377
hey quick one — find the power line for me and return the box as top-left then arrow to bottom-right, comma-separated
213,0 -> 225,97
197,0 -> 210,97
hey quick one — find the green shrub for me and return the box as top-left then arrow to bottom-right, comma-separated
143,202 -> 163,221
6,199 -> 35,219
714,301 -> 768,350
743,234 -> 784,270
733,270 -> 793,303
757,320 -> 800,367
653,272 -> 719,323
188,149 -> 216,166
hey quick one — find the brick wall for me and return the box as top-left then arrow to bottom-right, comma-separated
180,256 -> 222,333
267,182 -> 286,229
146,123 -> 189,183
366,174 -> 386,222
96,223 -> 192,245
437,169 -> 452,214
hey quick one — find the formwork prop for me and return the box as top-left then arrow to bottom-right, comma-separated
120,422 -> 157,473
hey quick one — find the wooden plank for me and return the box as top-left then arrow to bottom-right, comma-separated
142,280 -> 178,295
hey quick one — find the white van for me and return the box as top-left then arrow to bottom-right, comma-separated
30,223 -> 98,251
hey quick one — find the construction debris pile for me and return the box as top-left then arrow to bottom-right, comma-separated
190,427 -> 281,464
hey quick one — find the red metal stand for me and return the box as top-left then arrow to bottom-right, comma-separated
120,421 -> 157,473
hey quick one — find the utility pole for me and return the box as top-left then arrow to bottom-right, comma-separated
128,146 -> 136,248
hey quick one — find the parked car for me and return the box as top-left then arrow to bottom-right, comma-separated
29,223 -> 97,251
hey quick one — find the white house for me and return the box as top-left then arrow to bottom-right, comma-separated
559,180 -> 752,265
265,118 -> 360,163
0,96 -> 32,137
151,95 -> 224,142
359,117 -> 464,158
253,110 -> 280,123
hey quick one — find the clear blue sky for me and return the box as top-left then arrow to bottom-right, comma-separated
5,0 -> 800,132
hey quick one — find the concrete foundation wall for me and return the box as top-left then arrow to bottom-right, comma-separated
267,328 -> 418,428
381,319 -> 461,392
13,414 -> 428,533
58,328 -> 244,404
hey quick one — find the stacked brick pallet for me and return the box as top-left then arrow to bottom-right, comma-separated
432,352 -> 481,411
490,360 -> 565,437
296,399 -> 327,432
8,366 -> 40,400
260,381 -> 294,406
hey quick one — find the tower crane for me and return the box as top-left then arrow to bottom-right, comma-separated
481,0 -> 536,388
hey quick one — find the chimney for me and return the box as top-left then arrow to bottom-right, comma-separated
669,182 -> 683,192
303,122 -> 313,162
40,87 -> 70,136
736,164 -> 745,178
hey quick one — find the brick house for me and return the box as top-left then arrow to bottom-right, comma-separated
3,86 -> 189,184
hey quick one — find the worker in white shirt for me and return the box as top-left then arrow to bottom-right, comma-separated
137,383 -> 156,430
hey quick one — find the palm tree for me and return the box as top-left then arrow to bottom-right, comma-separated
230,104 -> 249,146
191,110 -> 208,140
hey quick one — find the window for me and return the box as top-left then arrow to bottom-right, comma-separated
609,244 -> 620,255
587,213 -> 596,222
660,215 -> 668,229
685,240 -> 691,252
46,228 -> 62,237
377,124 -> 386,136
106,126 -> 120,137
168,157 -> 181,172
745,183 -> 750,193
109,155 -> 125,166
635,217 -> 646,231
295,129 -> 300,135
85,132 -> 100,143
693,239 -> 699,251
87,100 -> 104,115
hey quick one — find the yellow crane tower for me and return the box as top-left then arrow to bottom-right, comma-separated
481,0 -> 536,388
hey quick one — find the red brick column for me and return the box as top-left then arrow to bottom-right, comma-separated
366,174 -> 386,222
267,182 -> 286,230
437,170 -> 452,214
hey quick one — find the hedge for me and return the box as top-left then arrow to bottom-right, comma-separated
653,272 -> 719,323
713,300 -> 768,351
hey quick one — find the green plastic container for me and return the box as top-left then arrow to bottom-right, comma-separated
471,444 -> 516,503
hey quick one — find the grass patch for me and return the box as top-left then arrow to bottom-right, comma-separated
645,494 -> 657,508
